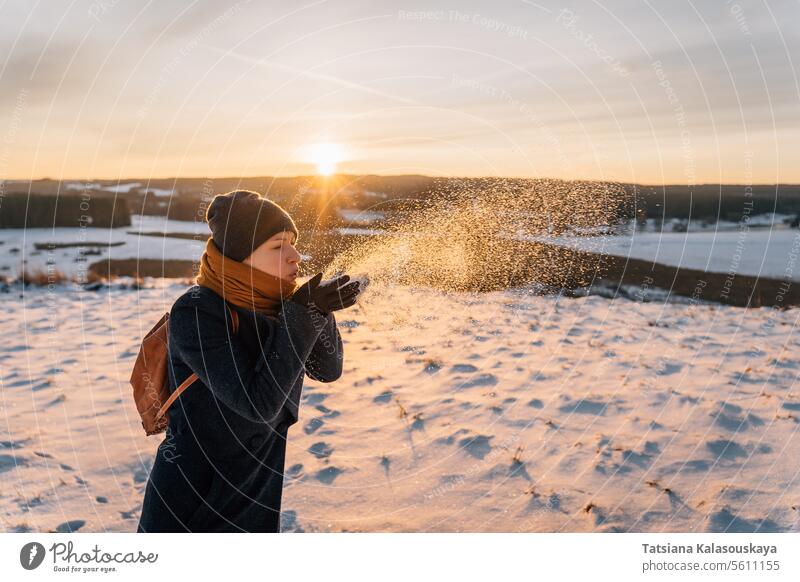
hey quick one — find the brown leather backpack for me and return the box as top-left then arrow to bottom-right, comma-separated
130,303 -> 239,436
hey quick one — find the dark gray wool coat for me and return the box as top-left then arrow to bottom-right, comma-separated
137,284 -> 343,533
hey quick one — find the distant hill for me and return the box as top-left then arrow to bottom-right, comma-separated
3,177 -> 798,225
0,191 -> 130,229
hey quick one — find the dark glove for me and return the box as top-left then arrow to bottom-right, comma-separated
289,272 -> 360,315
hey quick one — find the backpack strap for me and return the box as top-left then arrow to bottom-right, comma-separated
154,303 -> 239,422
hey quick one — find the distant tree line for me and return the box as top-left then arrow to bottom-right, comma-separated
344,178 -> 800,222
7,178 -> 800,227
618,184 -> 800,222
0,192 -> 131,228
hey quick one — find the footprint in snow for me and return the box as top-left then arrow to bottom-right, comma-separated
53,520 -> 85,533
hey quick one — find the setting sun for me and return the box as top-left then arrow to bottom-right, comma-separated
308,142 -> 345,176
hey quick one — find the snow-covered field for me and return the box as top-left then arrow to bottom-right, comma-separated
1,279 -> 799,532
64,181 -> 175,197
5,213 -> 800,285
0,215 -> 210,279
536,227 -> 800,282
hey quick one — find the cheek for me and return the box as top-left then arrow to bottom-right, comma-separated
265,250 -> 283,267
251,249 -> 279,270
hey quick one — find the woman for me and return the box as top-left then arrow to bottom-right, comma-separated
137,190 -> 360,532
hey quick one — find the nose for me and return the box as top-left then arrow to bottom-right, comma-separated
287,246 -> 301,265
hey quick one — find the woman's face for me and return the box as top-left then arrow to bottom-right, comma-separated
243,230 -> 301,283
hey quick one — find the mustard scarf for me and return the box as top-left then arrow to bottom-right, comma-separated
195,238 -> 299,316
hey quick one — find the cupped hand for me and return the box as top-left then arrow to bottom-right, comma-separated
289,272 -> 361,314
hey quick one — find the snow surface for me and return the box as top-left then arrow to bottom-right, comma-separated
532,227 -> 800,282
1,280 -> 798,532
337,209 -> 385,224
64,182 -> 143,193
0,215 -> 211,279
6,213 -> 800,284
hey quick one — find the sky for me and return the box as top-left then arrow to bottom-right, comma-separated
0,0 -> 798,184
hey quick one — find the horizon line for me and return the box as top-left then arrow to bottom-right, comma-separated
5,175 -> 799,188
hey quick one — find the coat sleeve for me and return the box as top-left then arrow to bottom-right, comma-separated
169,293 -> 328,424
303,310 -> 344,382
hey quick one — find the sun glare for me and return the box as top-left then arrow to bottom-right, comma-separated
308,142 -> 344,176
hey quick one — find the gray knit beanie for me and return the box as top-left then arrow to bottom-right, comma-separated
205,190 -> 299,262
